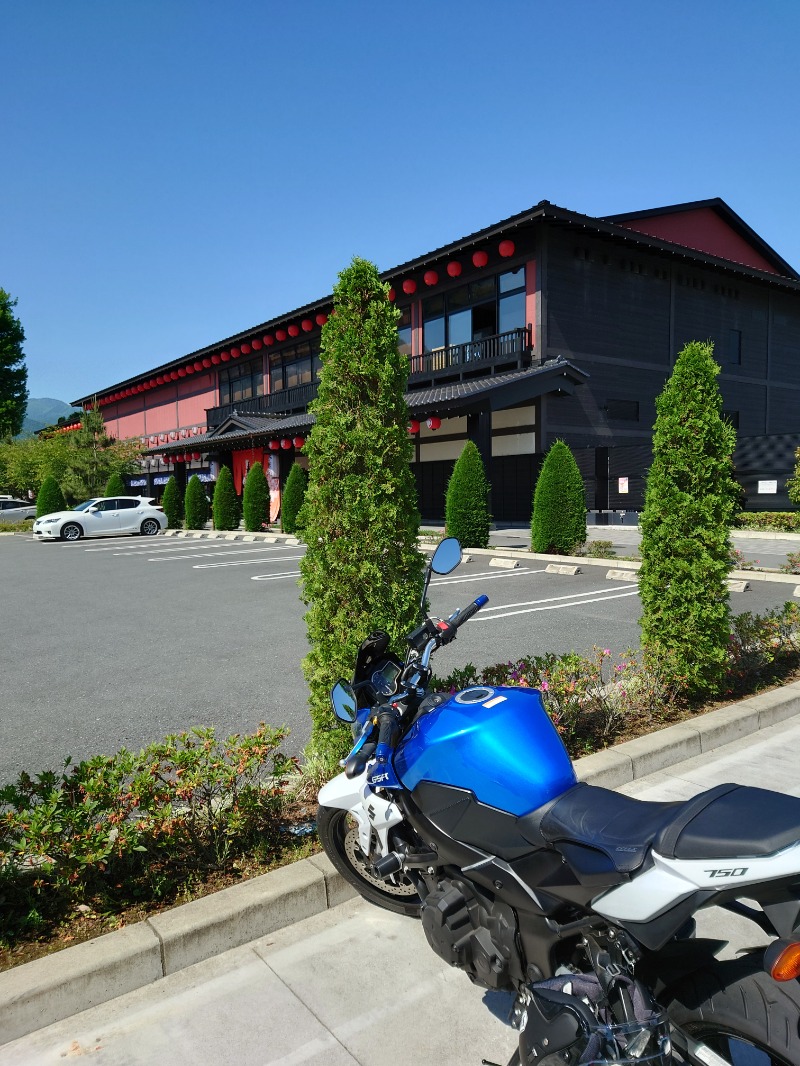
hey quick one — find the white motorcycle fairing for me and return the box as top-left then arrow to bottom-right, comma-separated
318,770 -> 404,858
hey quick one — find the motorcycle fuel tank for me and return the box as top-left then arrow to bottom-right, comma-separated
394,686 -> 577,817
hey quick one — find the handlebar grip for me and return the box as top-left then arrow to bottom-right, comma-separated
453,594 -> 489,629
374,708 -> 400,761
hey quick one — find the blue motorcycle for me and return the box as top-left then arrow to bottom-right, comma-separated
318,538 -> 800,1066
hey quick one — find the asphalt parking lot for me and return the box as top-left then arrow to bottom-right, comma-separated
1,531 -> 797,784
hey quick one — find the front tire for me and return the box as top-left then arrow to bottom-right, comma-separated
316,804 -> 421,917
666,957 -> 800,1066
140,518 -> 160,536
61,522 -> 82,542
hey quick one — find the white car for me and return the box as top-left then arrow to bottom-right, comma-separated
33,496 -> 167,541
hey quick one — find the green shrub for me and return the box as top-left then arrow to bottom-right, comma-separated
212,465 -> 240,530
531,440 -> 586,553
36,475 -> 66,517
787,447 -> 800,508
104,472 -> 126,497
584,539 -> 616,559
445,440 -> 491,548
184,475 -> 210,530
161,475 -> 183,529
281,462 -> 308,534
639,341 -> 739,696
735,511 -> 800,532
299,257 -> 424,761
243,462 -> 269,532
781,551 -> 800,575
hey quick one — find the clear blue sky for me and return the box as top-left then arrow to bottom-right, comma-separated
3,0 -> 799,404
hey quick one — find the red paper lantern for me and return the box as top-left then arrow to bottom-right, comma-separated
276,329 -> 287,341
280,438 -> 292,450
170,371 -> 180,380
426,416 -> 441,430
220,351 -> 231,362
387,288 -> 396,302
251,338 -> 263,350
264,334 -> 275,346
472,250 -> 489,268
231,347 -> 241,358
498,239 -> 515,258
402,279 -> 417,295
211,354 -> 221,364
301,319 -> 313,332
177,368 -> 187,377
293,436 -> 305,448
424,270 -> 439,287
315,313 -> 328,326
194,361 -> 204,372
446,261 -> 462,277
184,365 -> 194,375
192,452 -> 201,461
202,358 -> 212,369
288,324 -> 300,337
150,378 -> 159,387
268,440 -> 280,450
156,376 -> 165,385
408,419 -> 420,434
240,343 -> 251,355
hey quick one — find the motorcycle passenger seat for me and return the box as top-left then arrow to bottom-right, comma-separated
654,783 -> 800,860
517,783 -> 682,875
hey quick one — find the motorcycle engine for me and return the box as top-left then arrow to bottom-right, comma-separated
420,877 -> 523,990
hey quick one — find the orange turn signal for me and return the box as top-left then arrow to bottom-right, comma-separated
765,940 -> 800,982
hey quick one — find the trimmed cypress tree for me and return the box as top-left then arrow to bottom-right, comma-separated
104,471 -> 126,497
639,340 -> 739,696
299,257 -> 424,761
281,462 -> 308,534
531,440 -> 586,553
161,476 -> 182,529
243,461 -> 269,532
212,465 -> 240,530
36,475 -> 66,517
445,440 -> 491,548
788,447 -> 800,508
184,474 -> 210,530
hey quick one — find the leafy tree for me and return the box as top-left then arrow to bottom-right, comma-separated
161,476 -> 182,529
787,447 -> 800,508
531,440 -> 586,553
184,475 -> 210,530
445,440 -> 491,548
104,472 -> 126,496
281,462 -> 308,534
212,465 -> 240,530
36,475 -> 66,517
639,340 -> 739,696
299,257 -> 424,760
242,461 -> 269,532
0,290 -> 28,438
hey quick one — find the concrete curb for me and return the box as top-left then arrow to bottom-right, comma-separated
3,680 -> 800,1043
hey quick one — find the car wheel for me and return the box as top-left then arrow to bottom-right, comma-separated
140,518 -> 161,536
61,523 -> 82,542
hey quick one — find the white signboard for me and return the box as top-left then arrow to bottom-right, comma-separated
618,477 -> 629,494
757,480 -> 778,494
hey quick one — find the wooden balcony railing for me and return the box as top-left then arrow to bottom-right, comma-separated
408,326 -> 534,383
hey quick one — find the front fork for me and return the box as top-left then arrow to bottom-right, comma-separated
318,769 -> 405,861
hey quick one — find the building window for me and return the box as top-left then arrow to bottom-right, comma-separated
421,268 -> 525,353
723,328 -> 742,365
219,359 -> 265,406
268,341 -> 319,393
605,399 -> 639,422
397,305 -> 412,357
723,410 -> 740,429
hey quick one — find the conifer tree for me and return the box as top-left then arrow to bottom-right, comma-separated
212,465 -> 240,530
104,472 -> 126,497
161,476 -> 182,529
0,289 -> 28,439
36,474 -> 66,517
531,440 -> 586,553
445,440 -> 491,548
639,340 -> 739,696
787,447 -> 800,508
243,461 -> 269,532
299,257 -> 424,760
184,474 -> 210,530
281,462 -> 308,534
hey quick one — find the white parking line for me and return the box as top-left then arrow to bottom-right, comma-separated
193,555 -> 304,570
430,568 -> 544,585
474,587 -> 640,621
251,570 -> 302,581
148,547 -> 299,562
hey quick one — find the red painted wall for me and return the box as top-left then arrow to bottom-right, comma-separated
102,376 -> 216,441
617,208 -> 779,274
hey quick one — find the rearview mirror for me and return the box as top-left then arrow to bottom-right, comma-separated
430,537 -> 462,576
330,680 -> 357,723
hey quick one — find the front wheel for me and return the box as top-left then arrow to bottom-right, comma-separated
61,522 -> 82,542
666,957 -> 800,1066
316,804 -> 421,918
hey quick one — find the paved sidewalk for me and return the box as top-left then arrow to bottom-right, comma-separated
3,708 -> 800,1065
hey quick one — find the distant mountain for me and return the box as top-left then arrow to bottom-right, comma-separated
19,398 -> 81,437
